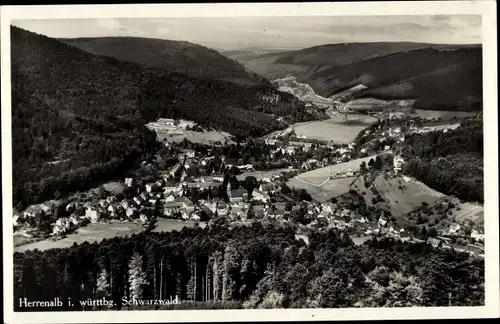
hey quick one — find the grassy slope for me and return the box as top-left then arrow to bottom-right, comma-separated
60,36 -> 268,85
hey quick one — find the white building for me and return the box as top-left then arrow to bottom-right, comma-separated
471,229 -> 484,242
393,156 -> 405,174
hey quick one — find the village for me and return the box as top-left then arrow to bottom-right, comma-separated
13,124 -> 485,258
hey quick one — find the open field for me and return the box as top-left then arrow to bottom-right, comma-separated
354,174 -> 445,217
152,218 -> 199,233
15,222 -> 142,252
451,200 -> 484,224
290,114 -> 378,143
236,168 -> 297,181
286,156 -> 378,202
102,181 -> 126,194
288,177 -> 354,203
411,109 -> 478,120
297,156 -> 378,183
157,130 -> 235,145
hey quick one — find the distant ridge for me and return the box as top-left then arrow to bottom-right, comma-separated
60,36 -> 268,85
228,42 -> 483,111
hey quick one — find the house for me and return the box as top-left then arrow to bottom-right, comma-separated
145,183 -> 155,193
107,204 -> 118,216
52,218 -> 71,236
191,212 -> 201,221
400,231 -> 411,242
321,202 -> 336,213
227,184 -> 248,203
139,214 -> 148,223
212,173 -> 225,182
176,197 -> 196,212
471,230 -> 484,242
393,156 -> 405,174
164,182 -> 182,194
126,207 -> 138,218
200,176 -> 214,183
99,199 -> 108,208
121,201 -> 130,210
165,193 -> 176,202
427,237 -> 442,248
133,196 -> 143,206
251,189 -> 270,203
216,202 -> 230,216
259,182 -> 276,193
449,223 -> 461,235
85,208 -> 100,222
378,217 -> 387,227
125,178 -> 134,187
140,192 -> 149,201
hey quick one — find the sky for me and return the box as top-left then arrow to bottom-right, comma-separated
12,15 -> 481,50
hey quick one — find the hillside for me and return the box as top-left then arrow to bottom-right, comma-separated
11,26 -> 309,208
228,42 -> 483,111
60,36 -> 267,85
272,75 -> 333,106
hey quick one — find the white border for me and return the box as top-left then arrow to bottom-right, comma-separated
2,2 -> 498,323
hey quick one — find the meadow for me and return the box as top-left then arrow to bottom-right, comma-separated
286,156 -> 378,202
354,174 -> 445,217
290,114 -> 378,143
15,221 -> 142,252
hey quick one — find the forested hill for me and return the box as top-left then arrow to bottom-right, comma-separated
230,42 -> 483,111
60,36 -> 268,86
11,26 -> 304,208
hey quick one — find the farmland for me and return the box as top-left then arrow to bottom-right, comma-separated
451,200 -> 484,224
288,177 -> 354,202
296,156 -> 378,182
286,156 -> 378,202
354,174 -> 445,217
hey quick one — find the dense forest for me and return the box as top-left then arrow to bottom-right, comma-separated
13,224 -> 484,311
60,36 -> 269,86
11,26 -> 311,208
401,118 -> 483,202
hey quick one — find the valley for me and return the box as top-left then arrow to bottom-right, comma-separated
9,17 -> 486,312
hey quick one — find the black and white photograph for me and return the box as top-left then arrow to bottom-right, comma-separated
2,2 -> 499,323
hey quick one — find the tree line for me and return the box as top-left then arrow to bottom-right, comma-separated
14,223 -> 484,311
401,119 -> 483,203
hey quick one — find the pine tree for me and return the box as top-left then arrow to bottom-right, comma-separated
222,245 -> 240,301
95,268 -> 110,298
128,252 -> 148,301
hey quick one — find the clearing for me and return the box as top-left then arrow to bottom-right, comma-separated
152,218 -> 199,233
290,114 -> 378,143
286,156 -> 378,202
353,173 -> 445,217
15,221 -> 142,252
